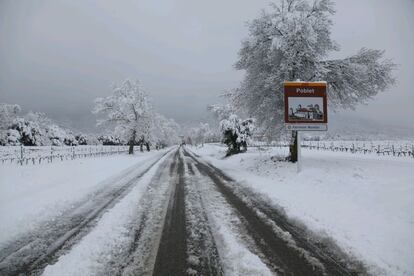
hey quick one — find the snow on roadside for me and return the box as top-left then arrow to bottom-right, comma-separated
190,164 -> 273,276
191,144 -> 414,276
42,150 -> 173,276
0,149 -> 170,246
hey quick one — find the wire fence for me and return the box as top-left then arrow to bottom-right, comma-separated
0,145 -> 131,166
248,140 -> 414,158
301,141 -> 414,157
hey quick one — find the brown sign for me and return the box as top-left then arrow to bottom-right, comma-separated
284,82 -> 327,130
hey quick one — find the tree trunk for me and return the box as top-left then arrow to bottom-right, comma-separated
129,130 -> 136,155
289,130 -> 298,162
146,142 -> 150,152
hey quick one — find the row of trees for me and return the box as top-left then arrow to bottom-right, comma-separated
218,0 -> 395,160
0,104 -> 130,147
0,104 -> 84,146
1,80 -> 181,151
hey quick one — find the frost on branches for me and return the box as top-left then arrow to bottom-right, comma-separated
93,79 -> 180,153
231,0 -> 396,139
208,104 -> 255,156
0,104 -> 81,146
0,103 -> 22,145
186,123 -> 213,146
151,113 -> 181,149
220,115 -> 254,156
93,79 -> 153,154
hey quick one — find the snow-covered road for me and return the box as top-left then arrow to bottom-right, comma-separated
1,147 -> 371,275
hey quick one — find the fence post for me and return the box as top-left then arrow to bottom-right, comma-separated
20,144 -> 24,166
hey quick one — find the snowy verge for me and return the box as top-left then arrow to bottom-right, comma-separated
0,149 -> 171,245
41,149 -> 173,276
189,162 -> 273,276
191,144 -> 414,276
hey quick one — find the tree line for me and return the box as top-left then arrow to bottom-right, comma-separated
0,79 -> 181,152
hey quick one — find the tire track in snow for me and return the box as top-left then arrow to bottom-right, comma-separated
183,152 -> 224,276
152,148 -> 223,275
0,149 -> 173,276
104,149 -> 177,276
184,147 -> 366,276
152,149 -> 188,275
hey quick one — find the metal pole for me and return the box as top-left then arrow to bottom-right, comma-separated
297,131 -> 302,173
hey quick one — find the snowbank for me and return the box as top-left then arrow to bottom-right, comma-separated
191,144 -> 414,276
42,150 -> 172,276
0,150 -> 169,246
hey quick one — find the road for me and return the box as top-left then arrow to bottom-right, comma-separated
0,147 -> 367,276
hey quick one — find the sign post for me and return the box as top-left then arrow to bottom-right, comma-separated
284,81 -> 328,172
297,131 -> 302,172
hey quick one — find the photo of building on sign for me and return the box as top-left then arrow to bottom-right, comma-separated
288,97 -> 324,121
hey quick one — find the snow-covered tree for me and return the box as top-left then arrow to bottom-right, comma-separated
0,103 -> 21,130
97,134 -> 123,145
4,129 -> 21,146
24,112 -> 77,146
207,104 -> 235,141
151,114 -> 180,148
220,115 -> 255,156
9,118 -> 43,146
0,103 -> 21,145
93,79 -> 153,154
232,0 -> 395,161
195,123 -> 211,146
208,104 -> 236,122
75,134 -> 88,145
0,104 -> 82,146
208,103 -> 255,155
84,133 -> 100,145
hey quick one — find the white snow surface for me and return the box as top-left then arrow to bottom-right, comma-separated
189,163 -> 273,276
191,144 -> 414,276
42,149 -> 173,276
0,149 -> 170,246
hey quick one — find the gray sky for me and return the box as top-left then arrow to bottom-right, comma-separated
1,0 -> 413,131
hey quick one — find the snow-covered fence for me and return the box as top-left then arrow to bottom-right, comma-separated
247,140 -> 414,158
301,141 -> 414,158
0,145 -> 130,165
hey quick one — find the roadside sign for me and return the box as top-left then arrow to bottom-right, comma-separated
284,81 -> 328,131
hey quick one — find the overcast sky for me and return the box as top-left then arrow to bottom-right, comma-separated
1,0 -> 413,131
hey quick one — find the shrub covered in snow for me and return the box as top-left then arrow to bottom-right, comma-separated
220,115 -> 254,156
97,135 -> 124,146
3,129 -> 21,146
9,118 -> 44,146
0,104 -> 88,146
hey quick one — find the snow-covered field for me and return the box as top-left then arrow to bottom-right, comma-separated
42,150 -> 173,275
191,144 -> 414,276
0,145 -> 130,165
0,149 -> 170,247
